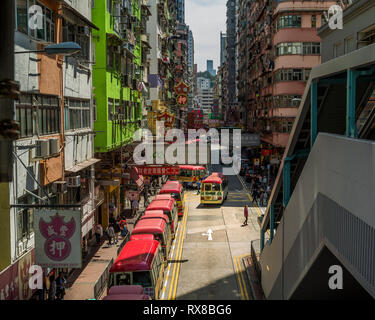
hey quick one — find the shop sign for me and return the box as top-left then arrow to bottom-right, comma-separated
0,250 -> 35,300
262,149 -> 271,156
34,210 -> 82,269
176,94 -> 188,106
174,81 -> 190,95
143,176 -> 151,185
137,166 -> 179,176
254,158 -> 260,166
126,191 -> 140,201
157,112 -> 175,128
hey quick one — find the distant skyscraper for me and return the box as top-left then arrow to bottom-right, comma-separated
188,29 -> 194,71
207,60 -> 216,76
220,32 -> 227,66
177,0 -> 185,23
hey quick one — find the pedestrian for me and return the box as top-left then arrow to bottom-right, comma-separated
119,217 -> 128,237
48,275 -> 56,300
113,221 -> 120,244
243,205 -> 249,226
95,223 -> 102,246
196,179 -> 201,194
132,199 -> 139,217
55,272 -> 66,300
106,224 -> 115,245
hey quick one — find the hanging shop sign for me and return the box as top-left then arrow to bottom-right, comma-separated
157,112 -> 175,128
125,191 -> 140,201
137,166 -> 179,176
176,94 -> 188,107
34,210 -> 82,269
261,149 -> 271,156
174,81 -> 190,95
143,176 -> 151,185
253,158 -> 260,166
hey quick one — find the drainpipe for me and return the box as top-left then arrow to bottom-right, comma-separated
311,81 -> 318,148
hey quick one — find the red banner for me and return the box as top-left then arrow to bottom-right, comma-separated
137,167 -> 179,176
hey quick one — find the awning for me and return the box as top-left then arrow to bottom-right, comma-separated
66,158 -> 101,173
60,2 -> 99,30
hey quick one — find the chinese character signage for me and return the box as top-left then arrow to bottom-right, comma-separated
176,94 -> 188,106
0,250 -> 34,300
34,210 -> 82,268
125,191 -> 140,201
137,166 -> 179,176
174,82 -> 190,95
157,112 -> 175,128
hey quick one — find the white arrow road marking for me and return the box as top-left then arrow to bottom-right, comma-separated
202,229 -> 213,241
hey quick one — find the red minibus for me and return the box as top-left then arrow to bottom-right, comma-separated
160,181 -> 185,217
146,195 -> 178,238
131,218 -> 172,260
108,240 -> 165,299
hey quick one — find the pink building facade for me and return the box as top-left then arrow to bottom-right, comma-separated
239,0 -> 335,150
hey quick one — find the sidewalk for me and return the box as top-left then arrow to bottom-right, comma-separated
242,255 -> 266,300
64,185 -> 162,300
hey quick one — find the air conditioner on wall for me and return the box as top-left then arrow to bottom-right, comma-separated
35,140 -> 49,158
67,176 -> 81,187
49,138 -> 59,156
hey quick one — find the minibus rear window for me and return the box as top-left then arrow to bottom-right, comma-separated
133,271 -> 152,287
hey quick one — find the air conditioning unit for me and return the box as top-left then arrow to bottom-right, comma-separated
67,176 -> 81,187
53,181 -> 67,194
35,140 -> 49,158
49,138 -> 59,156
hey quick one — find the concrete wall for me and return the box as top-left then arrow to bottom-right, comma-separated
260,133 -> 375,299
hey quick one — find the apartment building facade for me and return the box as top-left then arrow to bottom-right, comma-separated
0,0 -> 98,299
237,0 -> 335,151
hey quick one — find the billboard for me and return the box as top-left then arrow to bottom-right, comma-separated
34,210 -> 82,268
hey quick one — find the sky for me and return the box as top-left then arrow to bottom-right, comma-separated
185,0 -> 227,72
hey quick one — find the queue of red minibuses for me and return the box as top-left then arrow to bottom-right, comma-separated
105,168 -> 200,300
104,166 -> 229,300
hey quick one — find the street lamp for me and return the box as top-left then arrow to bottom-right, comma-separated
15,42 -> 81,56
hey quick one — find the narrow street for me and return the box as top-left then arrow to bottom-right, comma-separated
161,165 -> 263,300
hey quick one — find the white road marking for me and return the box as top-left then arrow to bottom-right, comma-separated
202,228 -> 213,241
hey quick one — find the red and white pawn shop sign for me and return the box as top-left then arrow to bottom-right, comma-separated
138,166 -> 179,176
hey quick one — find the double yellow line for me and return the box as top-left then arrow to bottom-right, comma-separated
160,193 -> 189,300
167,202 -> 189,300
234,254 -> 250,300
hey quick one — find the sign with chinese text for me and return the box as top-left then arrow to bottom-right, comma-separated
157,112 -> 175,128
137,166 -> 179,176
34,210 -> 82,268
176,94 -> 188,106
0,250 -> 35,300
174,82 -> 190,95
125,191 -> 140,201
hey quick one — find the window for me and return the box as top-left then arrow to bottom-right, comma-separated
204,184 -> 211,192
277,15 -> 301,29
16,94 -> 60,138
276,42 -> 320,56
107,46 -> 114,68
16,0 -> 28,34
17,208 -> 34,242
64,98 -> 90,130
212,184 -> 221,192
275,69 -> 310,82
311,15 -> 316,28
333,42 -> 341,58
17,1 -> 55,42
344,36 -> 355,54
133,271 -> 151,287
108,98 -> 114,121
62,20 -> 90,61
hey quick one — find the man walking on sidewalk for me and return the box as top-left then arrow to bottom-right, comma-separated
106,224 -> 115,245
95,223 -> 103,246
242,205 -> 249,226
132,199 -> 139,217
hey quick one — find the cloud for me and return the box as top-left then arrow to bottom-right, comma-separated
185,0 -> 227,72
